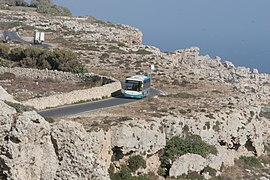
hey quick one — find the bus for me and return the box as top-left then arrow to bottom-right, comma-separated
122,75 -> 151,99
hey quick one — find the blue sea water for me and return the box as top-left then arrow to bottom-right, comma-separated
52,0 -> 270,73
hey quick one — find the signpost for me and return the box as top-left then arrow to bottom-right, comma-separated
149,64 -> 154,78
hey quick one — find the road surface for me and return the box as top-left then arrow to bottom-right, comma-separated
2,31 -> 51,48
38,88 -> 161,118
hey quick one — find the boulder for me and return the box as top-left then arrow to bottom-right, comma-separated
0,111 -> 58,180
0,86 -> 17,103
223,61 -> 235,69
51,120 -> 110,180
169,153 -> 207,177
111,120 -> 166,155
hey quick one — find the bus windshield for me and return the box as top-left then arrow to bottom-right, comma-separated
125,80 -> 141,91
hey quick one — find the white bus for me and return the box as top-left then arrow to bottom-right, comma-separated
123,75 -> 151,99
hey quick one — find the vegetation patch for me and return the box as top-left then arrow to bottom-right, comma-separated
203,166 -> 217,176
159,135 -> 217,176
118,116 -> 133,121
44,117 -> 55,123
0,46 -> 87,74
127,155 -> 146,172
167,92 -> 196,99
179,171 -> 204,180
239,156 -> 263,168
4,101 -> 36,113
110,164 -> 149,180
0,72 -> 16,80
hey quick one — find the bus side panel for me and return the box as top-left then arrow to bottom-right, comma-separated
142,88 -> 150,97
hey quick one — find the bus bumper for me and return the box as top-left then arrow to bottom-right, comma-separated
124,93 -> 143,99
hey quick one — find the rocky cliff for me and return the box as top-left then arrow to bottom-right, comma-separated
1,8 -> 270,180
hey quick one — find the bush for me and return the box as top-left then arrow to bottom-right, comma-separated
0,72 -> 16,80
9,47 -> 25,62
118,116 -> 132,121
110,164 -> 149,180
37,4 -> 72,16
0,0 -> 28,6
0,44 -> 9,59
111,165 -> 133,180
160,135 -> 218,174
8,47 -> 87,74
127,155 -> 146,172
4,101 -> 35,113
239,156 -> 263,168
45,117 -> 55,123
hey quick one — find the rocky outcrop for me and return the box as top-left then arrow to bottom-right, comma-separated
0,10 -> 142,46
0,111 -> 58,180
0,100 -> 111,179
0,86 -> 17,102
111,120 -> 166,155
161,105 -> 265,157
51,121 -> 109,180
0,99 -> 167,179
169,153 -> 207,177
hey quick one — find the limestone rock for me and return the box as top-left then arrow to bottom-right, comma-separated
111,120 -> 166,155
223,61 -> 235,69
51,120 -> 110,180
0,86 -> 16,103
169,153 -> 207,177
0,111 -> 58,180
0,100 -> 16,145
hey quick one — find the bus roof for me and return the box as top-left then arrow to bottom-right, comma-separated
126,75 -> 150,82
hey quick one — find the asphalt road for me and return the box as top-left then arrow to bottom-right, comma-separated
38,88 -> 161,118
2,31 -> 51,48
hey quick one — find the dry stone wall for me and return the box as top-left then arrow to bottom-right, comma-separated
22,81 -> 121,110
0,66 -> 114,84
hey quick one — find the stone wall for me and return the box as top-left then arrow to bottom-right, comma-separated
22,81 -> 121,110
0,66 -> 114,84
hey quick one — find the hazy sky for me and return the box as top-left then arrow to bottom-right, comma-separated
52,0 -> 270,72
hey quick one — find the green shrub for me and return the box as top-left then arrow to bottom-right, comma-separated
160,135 -> 218,173
0,5 -> 11,10
111,164 -> 133,180
0,0 -> 28,6
45,117 -> 55,123
0,72 -> 16,80
203,166 -> 217,176
180,171 -> 204,180
110,164 -> 149,180
239,156 -> 263,168
127,155 -> 146,172
4,101 -> 35,113
37,4 -> 72,16
157,167 -> 166,176
31,0 -> 72,16
118,116 -> 132,121
7,47 -> 87,74
0,44 -> 9,59
9,47 -> 25,62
